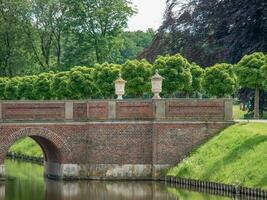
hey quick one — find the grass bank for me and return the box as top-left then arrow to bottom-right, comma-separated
167,123 -> 267,189
8,137 -> 43,158
233,105 -> 267,119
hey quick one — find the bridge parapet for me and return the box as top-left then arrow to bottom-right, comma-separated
0,98 -> 232,122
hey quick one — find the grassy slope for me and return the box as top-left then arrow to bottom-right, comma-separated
8,137 -> 43,158
167,123 -> 267,189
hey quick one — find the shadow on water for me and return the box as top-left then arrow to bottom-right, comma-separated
2,159 -> 237,200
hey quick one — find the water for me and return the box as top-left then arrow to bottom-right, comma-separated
1,159 -> 233,200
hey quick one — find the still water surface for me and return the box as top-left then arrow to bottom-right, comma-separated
1,159 -> 233,200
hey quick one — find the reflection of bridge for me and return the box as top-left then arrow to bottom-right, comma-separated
0,99 -> 233,179
0,180 -> 178,199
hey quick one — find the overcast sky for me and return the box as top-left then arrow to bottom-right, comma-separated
127,0 -> 166,31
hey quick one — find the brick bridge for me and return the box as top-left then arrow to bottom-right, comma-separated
0,99 -> 233,180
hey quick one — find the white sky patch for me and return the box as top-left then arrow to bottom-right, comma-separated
127,0 -> 166,31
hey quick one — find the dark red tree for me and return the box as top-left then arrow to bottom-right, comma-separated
140,0 -> 267,67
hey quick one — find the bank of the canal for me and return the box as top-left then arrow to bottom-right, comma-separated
167,122 -> 267,189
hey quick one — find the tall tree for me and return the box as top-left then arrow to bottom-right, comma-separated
0,0 -> 35,76
235,52 -> 266,119
140,0 -> 267,67
119,29 -> 155,63
66,0 -> 135,64
23,0 -> 68,70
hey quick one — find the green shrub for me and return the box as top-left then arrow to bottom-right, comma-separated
202,63 -> 236,97
17,76 -> 36,100
5,78 -> 20,100
121,59 -> 152,97
51,72 -> 71,100
94,63 -> 122,98
33,72 -> 54,100
68,66 -> 100,99
153,54 -> 192,96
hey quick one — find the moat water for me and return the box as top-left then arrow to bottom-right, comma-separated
1,159 -> 233,200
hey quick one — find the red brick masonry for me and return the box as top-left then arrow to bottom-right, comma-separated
0,99 -> 233,179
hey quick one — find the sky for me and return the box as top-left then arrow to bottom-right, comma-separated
127,0 -> 166,31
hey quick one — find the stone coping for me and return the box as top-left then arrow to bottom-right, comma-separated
0,98 -> 232,103
0,121 -> 234,125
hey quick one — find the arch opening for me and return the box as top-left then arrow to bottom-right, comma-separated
6,136 -> 63,163
0,127 -> 73,180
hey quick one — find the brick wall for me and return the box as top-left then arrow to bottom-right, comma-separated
116,101 -> 153,120
87,101 -> 108,120
0,99 -> 232,122
2,103 -> 65,121
165,100 -> 225,121
73,103 -> 87,120
0,123 -> 153,165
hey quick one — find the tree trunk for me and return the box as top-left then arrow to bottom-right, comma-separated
254,88 -> 260,119
242,101 -> 246,111
94,37 -> 101,63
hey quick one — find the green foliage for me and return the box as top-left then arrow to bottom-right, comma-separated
1,52 -> 265,101
17,76 -> 36,100
94,63 -> 121,98
33,72 -> 54,100
121,59 -> 152,97
119,29 -> 155,63
153,54 -> 192,96
68,66 -> 99,99
5,78 -> 20,100
167,123 -> 267,189
260,56 -> 267,89
0,0 -> 151,76
51,72 -> 71,100
186,63 -> 204,95
235,52 -> 266,118
0,78 -> 7,99
202,63 -> 236,97
235,52 -> 266,89
67,0 -> 135,64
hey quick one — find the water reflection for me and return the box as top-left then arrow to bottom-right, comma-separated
0,183 -> 5,199
2,160 -> 233,200
45,180 -> 179,200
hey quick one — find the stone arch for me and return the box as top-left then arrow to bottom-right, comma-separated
0,127 -> 72,164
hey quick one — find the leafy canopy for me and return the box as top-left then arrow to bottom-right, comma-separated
68,66 -> 99,99
153,54 -> 192,96
202,63 -> 236,98
121,59 -> 152,97
94,63 -> 121,98
51,72 -> 71,100
260,55 -> 267,89
186,63 -> 204,94
235,52 -> 266,89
